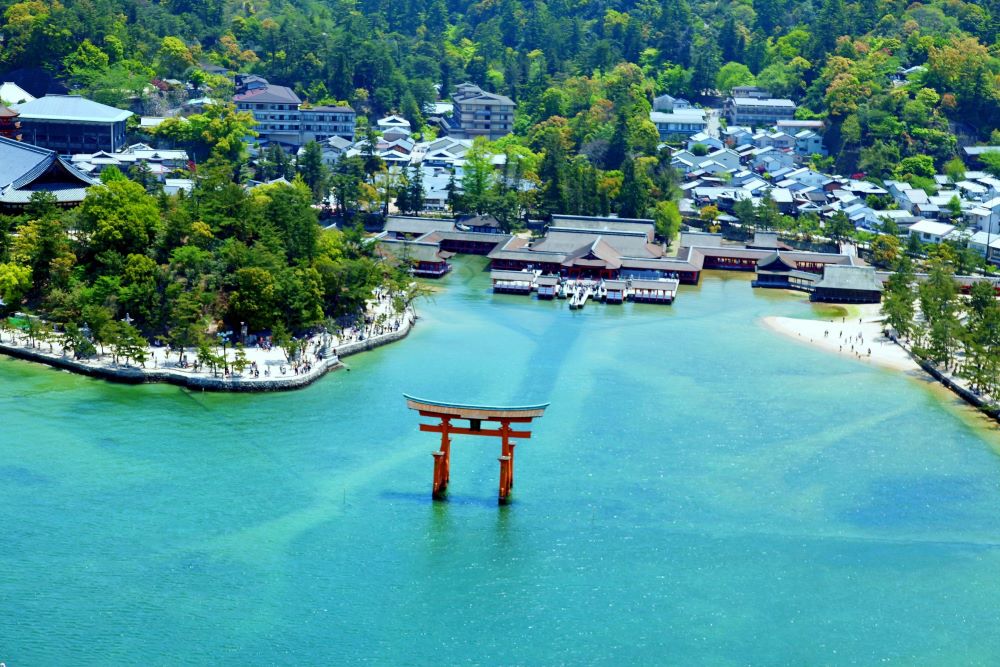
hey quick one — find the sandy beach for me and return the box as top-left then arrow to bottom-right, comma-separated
761,303 -> 920,373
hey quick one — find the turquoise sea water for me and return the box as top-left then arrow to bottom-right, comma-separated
3,256 -> 1000,665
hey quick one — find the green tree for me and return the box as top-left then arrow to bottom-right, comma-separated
715,62 -> 755,94
0,262 -> 31,306
944,157 -> 966,184
297,141 -> 329,203
62,38 -> 109,86
979,151 -> 1000,178
154,104 -> 257,162
157,36 -> 194,77
228,267 -> 278,331
617,157 -> 648,219
881,258 -> 916,340
825,211 -> 855,241
870,235 -> 899,268
894,155 -> 937,181
77,180 -> 162,264
653,200 -> 681,245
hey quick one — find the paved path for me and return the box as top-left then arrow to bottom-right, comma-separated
0,291 -> 415,391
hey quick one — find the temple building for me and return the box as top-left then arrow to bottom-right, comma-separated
810,266 -> 883,304
489,224 -> 858,285
0,135 -> 96,211
0,105 -> 21,140
376,237 -> 454,277
12,95 -> 133,154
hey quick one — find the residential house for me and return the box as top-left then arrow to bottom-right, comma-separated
164,178 -> 194,195
722,126 -> 754,147
754,131 -> 796,151
672,148 -> 741,175
313,135 -> 353,166
650,109 -> 708,141
956,180 -> 988,201
963,146 -> 1000,168
413,136 -> 471,169
966,197 -> 1000,235
784,168 -> 832,189
908,219 -> 956,244
776,119 -> 824,133
652,94 -> 693,112
377,114 -> 411,135
749,147 -> 795,174
685,132 -> 723,152
794,130 -> 825,158
968,231 -> 1000,264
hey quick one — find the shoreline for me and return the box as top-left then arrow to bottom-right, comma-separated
762,305 -> 1000,424
761,304 -> 920,373
0,308 -> 416,393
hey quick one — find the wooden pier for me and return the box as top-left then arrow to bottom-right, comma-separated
490,270 -> 679,306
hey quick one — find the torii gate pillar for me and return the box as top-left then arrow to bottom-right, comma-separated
405,395 -> 548,505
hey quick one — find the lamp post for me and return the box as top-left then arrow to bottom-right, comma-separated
218,330 -> 232,372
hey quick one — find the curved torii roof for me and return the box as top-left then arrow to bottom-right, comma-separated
404,394 -> 549,420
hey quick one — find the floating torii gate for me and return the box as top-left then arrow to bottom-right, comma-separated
404,394 -> 549,505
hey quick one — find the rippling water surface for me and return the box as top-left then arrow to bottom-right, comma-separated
3,257 -> 1000,665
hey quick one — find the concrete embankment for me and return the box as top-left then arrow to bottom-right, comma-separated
916,358 -> 1000,423
0,309 -> 416,392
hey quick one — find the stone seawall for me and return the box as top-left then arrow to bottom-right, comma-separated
0,308 -> 416,392
335,319 -> 412,358
918,359 -> 1000,423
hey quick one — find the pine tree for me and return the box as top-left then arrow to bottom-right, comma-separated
539,130 -> 567,216
719,16 -> 744,63
617,158 -> 648,219
605,114 -> 629,171
407,165 -> 425,213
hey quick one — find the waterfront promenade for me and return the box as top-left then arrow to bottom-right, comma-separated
0,295 -> 415,391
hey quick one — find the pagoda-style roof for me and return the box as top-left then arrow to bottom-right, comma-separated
0,135 -> 95,208
377,238 -> 452,264
756,251 -> 797,272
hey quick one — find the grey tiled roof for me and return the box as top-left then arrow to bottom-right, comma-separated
234,85 -> 301,105
12,95 -> 132,123
384,216 -> 456,235
814,266 -> 883,292
0,137 -> 53,186
0,136 -> 95,203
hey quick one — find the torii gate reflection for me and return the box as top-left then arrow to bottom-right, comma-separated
404,395 -> 549,505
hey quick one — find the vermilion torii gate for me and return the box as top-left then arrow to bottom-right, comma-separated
404,394 -> 549,505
